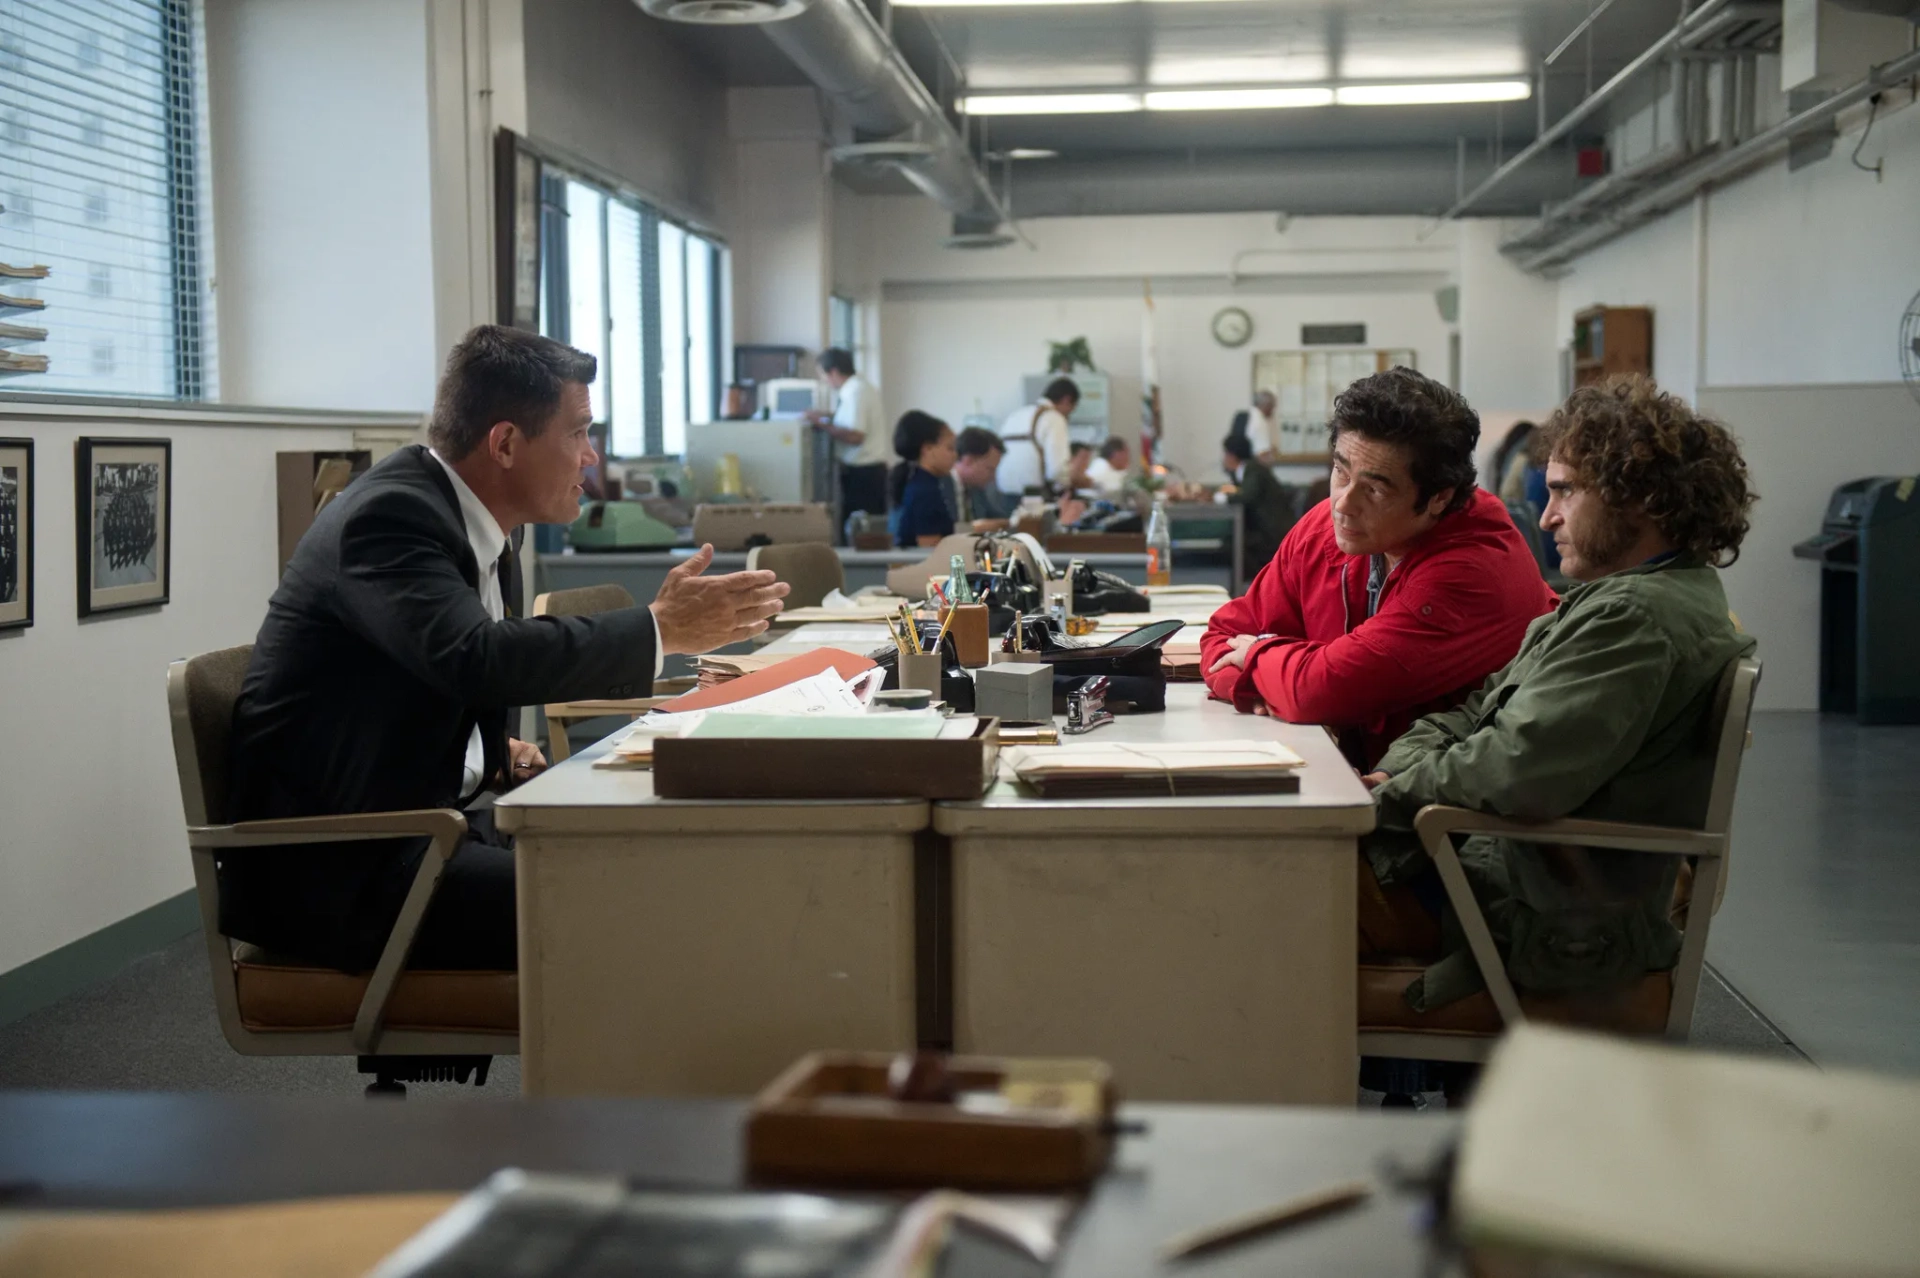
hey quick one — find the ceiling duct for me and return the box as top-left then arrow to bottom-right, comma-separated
750,0 -> 1012,244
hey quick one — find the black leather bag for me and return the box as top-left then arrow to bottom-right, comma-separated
1029,618 -> 1182,713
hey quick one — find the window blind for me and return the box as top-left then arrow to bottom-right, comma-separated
0,0 -> 203,398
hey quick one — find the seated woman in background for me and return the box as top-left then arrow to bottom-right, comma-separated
889,410 -> 959,548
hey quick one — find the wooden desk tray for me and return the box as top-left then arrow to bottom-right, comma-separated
746,1051 -> 1117,1192
653,720 -> 1000,801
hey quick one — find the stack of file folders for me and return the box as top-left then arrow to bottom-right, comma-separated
1002,740 -> 1305,799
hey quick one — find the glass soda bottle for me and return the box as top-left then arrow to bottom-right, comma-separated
1146,498 -> 1173,587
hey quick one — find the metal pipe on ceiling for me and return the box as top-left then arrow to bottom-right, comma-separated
1439,0 -> 1736,221
1513,44 -> 1920,270
756,0 -> 1006,229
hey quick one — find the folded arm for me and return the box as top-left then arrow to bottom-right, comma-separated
1371,599 -> 1675,826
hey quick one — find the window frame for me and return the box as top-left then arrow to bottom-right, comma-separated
533,160 -> 729,461
0,0 -> 209,401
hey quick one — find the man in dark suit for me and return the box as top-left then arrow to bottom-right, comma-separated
1220,431 -> 1297,577
225,326 -> 788,972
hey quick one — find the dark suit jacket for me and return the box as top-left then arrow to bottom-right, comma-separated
1229,459 -> 1298,574
224,445 -> 657,968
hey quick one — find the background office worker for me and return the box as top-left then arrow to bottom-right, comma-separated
997,377 -> 1078,496
225,326 -> 788,973
888,410 -> 959,548
951,426 -> 1018,524
805,347 -> 889,531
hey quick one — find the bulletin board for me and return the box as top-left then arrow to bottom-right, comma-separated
1251,348 -> 1416,462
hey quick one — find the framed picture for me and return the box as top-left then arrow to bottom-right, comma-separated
75,437 -> 171,618
0,438 -> 30,630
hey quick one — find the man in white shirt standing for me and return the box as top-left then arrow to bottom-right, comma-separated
1243,389 -> 1280,465
805,348 -> 889,531
997,377 -> 1079,497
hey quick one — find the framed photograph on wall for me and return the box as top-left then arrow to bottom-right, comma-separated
75,437 -> 171,618
0,438 -> 31,630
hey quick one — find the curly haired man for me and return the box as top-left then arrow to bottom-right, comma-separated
1360,375 -> 1758,1015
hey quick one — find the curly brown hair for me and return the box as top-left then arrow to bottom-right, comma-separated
1540,375 -> 1755,566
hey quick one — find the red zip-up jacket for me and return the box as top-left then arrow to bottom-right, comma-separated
1201,489 -> 1556,768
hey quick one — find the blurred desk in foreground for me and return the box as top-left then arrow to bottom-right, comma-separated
0,1092 -> 1452,1278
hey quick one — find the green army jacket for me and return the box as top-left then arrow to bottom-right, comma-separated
1368,556 -> 1757,1010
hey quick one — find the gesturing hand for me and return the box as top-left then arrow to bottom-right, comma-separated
649,544 -> 790,655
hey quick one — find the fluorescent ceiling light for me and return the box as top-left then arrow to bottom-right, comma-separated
987,147 -> 1062,160
1145,86 -> 1333,111
1335,80 -> 1531,106
959,93 -> 1142,115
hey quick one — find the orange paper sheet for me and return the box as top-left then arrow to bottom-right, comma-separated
653,647 -> 877,714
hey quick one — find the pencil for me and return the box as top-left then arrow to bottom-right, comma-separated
1159,1180 -> 1371,1262
932,602 -> 956,657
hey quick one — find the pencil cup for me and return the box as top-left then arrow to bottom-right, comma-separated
898,652 -> 944,695
942,603 -> 991,667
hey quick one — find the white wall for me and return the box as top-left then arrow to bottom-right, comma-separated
204,0 -> 442,410
731,88 -> 831,351
1554,200 -> 1703,404
521,0 -> 732,230
858,202 -> 1457,479
0,406 -> 414,977
1550,94 -> 1920,709
1456,218 -> 1560,419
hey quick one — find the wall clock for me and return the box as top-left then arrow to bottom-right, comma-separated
1211,306 -> 1253,348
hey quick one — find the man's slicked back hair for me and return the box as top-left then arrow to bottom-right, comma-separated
1330,366 -> 1480,515
429,325 -> 597,461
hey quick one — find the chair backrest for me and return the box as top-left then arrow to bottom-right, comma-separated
166,645 -> 254,828
747,541 -> 845,610
1700,656 -> 1762,837
531,583 -> 636,619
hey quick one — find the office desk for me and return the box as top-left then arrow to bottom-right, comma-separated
935,685 -> 1374,1104
539,548 -> 1154,608
0,1092 -> 1453,1277
493,750 -> 925,1098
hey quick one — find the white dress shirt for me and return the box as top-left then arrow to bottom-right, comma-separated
833,375 -> 890,468
1245,404 -> 1279,458
1084,456 -> 1127,496
428,450 -> 508,799
996,401 -> 1072,495
429,449 -> 667,800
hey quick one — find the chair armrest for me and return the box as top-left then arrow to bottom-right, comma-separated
1412,806 -> 1724,858
189,809 -> 467,850
186,808 -> 468,1053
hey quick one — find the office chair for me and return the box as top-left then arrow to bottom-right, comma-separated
531,584 -> 661,761
745,541 -> 846,610
166,646 -> 518,1096
1357,657 -> 1761,1067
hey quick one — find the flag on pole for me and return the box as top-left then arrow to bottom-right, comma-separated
1140,279 -> 1162,471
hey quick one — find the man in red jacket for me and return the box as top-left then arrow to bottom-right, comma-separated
1202,368 -> 1555,769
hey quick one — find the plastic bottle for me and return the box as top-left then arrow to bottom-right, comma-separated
1146,498 -> 1173,587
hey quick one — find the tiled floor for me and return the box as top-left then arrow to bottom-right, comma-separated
1708,711 -> 1920,1076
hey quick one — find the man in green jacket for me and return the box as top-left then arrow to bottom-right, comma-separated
1360,375 -> 1757,1012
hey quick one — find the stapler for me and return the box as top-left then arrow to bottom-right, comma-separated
1064,676 -> 1114,735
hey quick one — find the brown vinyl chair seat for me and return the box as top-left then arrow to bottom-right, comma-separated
231,944 -> 518,1036
1358,961 -> 1673,1038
